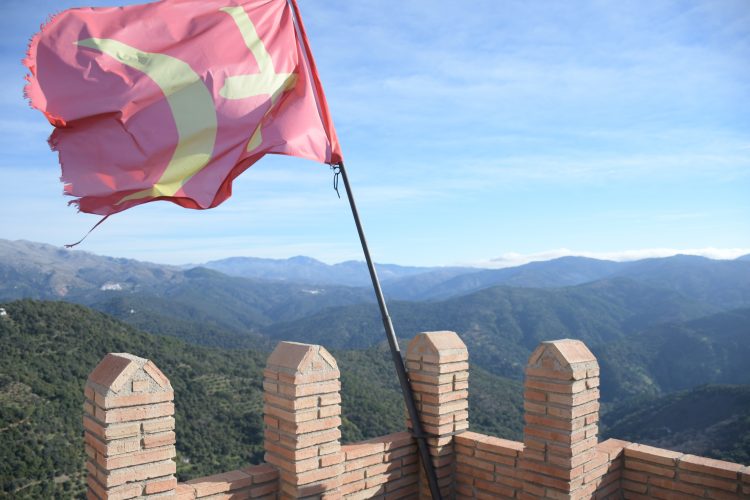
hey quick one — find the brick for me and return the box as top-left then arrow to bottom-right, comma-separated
680,471 -> 739,492
705,488 -> 744,500
456,453 -> 495,472
475,479 -> 515,497
525,377 -> 587,394
249,481 -> 278,497
142,430 -> 175,448
103,460 -> 176,488
142,416 -> 175,434
626,459 -> 676,478
548,388 -> 600,406
621,479 -> 648,493
648,476 -> 705,496
526,412 -> 586,431
144,477 -> 177,494
88,355 -> 138,392
345,452 -> 384,472
456,462 -> 494,481
679,454 -> 745,479
597,438 -> 629,460
186,469 -> 253,496
97,445 -> 175,469
343,442 -> 384,460
83,417 -> 140,440
625,443 -> 683,466
84,432 -> 141,456
521,469 -> 571,491
524,389 -> 547,402
102,402 -> 174,424
143,360 -> 170,388
475,449 -> 516,466
96,390 -> 174,410
174,484 -> 196,499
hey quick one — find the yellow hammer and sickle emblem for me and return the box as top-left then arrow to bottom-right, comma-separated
77,6 -> 297,205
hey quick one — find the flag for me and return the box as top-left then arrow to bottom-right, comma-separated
24,0 -> 342,216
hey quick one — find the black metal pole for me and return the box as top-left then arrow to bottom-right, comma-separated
337,161 -> 442,500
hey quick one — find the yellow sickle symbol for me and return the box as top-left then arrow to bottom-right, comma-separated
219,6 -> 298,153
77,38 -> 218,203
78,5 -> 297,205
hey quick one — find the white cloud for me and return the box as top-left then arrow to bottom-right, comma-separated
472,247 -> 750,269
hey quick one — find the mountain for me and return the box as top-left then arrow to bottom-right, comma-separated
385,254 -> 750,304
265,278 -> 717,379
198,255 -> 475,287
0,239 -> 184,300
737,254 -> 750,261
0,300 -> 523,498
0,240 -> 374,348
613,255 -> 750,309
597,307 -> 750,401
386,256 -> 623,300
602,385 -> 750,464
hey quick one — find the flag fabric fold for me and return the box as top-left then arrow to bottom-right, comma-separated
24,0 -> 342,216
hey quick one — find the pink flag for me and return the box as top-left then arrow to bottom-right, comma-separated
24,0 -> 342,216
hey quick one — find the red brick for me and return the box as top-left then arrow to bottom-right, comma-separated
597,438 -> 629,460
626,459 -> 676,478
524,389 -> 547,402
142,416 -> 174,433
295,464 -> 341,485
621,479 -> 648,493
88,355 -> 137,392
142,430 -> 175,449
648,476 -> 705,496
144,477 -> 176,494
475,479 -> 515,497
103,402 -> 174,424
456,454 -> 495,472
97,446 -> 175,469
625,443 -> 683,466
244,463 -> 278,483
96,390 -> 173,410
174,483 -> 196,499
143,360 -> 170,388
679,454 -> 744,479
103,460 -> 176,488
186,469 -> 253,496
680,471 -> 739,492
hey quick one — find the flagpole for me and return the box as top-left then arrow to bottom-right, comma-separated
336,161 -> 443,500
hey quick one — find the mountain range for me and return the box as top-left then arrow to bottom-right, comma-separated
1,238 -> 749,496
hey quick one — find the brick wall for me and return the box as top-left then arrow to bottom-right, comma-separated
83,336 -> 750,499
340,432 -> 419,498
621,443 -> 748,498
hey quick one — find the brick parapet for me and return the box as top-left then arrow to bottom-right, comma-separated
621,443 -> 748,499
84,353 -> 177,499
520,339 -> 601,499
407,331 -> 470,498
454,431 -> 525,498
176,464 -> 279,499
84,335 -> 750,500
262,341 -> 343,499
340,431 -> 420,498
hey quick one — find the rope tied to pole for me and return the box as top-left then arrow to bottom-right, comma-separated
330,163 -> 341,198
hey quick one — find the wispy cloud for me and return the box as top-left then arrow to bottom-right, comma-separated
473,247 -> 750,269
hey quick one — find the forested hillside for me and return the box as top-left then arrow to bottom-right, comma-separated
602,385 -> 750,464
0,300 -> 523,498
266,278 -> 717,379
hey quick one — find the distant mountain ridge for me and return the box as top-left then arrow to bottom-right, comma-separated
198,254 -> 475,288
195,251 -> 750,306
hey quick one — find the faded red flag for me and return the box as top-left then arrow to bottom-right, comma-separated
24,0 -> 342,216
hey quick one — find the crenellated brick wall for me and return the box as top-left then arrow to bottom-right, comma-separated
83,333 -> 750,499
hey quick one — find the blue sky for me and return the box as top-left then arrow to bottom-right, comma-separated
1,0 -> 748,267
